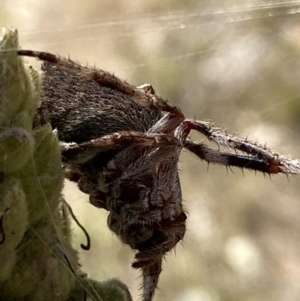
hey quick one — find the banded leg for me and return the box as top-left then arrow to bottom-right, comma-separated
176,119 -> 300,174
61,131 -> 181,165
184,140 -> 271,173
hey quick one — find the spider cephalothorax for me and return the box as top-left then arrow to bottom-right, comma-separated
18,50 -> 300,301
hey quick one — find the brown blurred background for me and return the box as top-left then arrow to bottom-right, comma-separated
3,1 -> 300,300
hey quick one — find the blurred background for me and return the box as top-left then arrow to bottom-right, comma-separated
3,1 -> 300,300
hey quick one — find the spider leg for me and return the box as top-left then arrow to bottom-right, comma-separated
176,119 -> 271,156
140,259 -> 162,301
176,119 -> 300,174
61,130 -> 181,165
17,50 -> 184,120
18,50 -> 139,96
184,140 -> 273,173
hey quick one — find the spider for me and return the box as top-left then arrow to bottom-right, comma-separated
18,49 -> 300,301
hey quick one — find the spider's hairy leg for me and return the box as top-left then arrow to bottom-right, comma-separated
147,109 -> 185,135
137,83 -> 185,123
136,84 -> 185,135
18,50 -> 184,119
140,259 -> 162,301
176,119 -> 300,174
180,119 -> 275,156
184,140 -> 273,172
18,50 -> 140,97
61,131 -> 181,165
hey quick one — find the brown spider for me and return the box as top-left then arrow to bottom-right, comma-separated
18,49 -> 300,301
